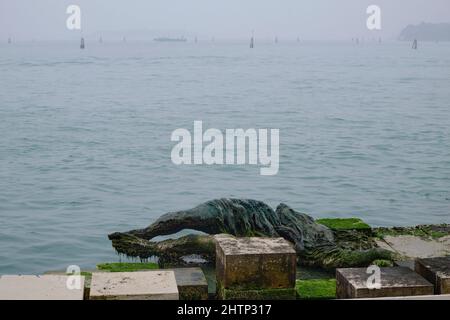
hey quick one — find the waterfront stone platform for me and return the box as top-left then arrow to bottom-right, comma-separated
89,271 -> 178,300
336,267 -> 434,299
0,275 -> 85,300
375,235 -> 450,259
8,219 -> 447,300
415,257 -> 450,294
215,234 -> 297,299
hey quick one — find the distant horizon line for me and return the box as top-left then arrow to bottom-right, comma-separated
4,38 -> 442,44
4,21 -> 450,43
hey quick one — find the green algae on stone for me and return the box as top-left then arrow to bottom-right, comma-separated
179,285 -> 208,300
374,224 -> 450,240
371,259 -> 394,267
308,247 -> 393,269
316,218 -> 371,231
79,272 -> 93,300
96,262 -> 159,272
218,284 -> 297,300
296,279 -> 336,300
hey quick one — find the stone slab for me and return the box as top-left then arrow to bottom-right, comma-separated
171,268 -> 208,300
214,234 -> 296,290
0,275 -> 85,300
336,267 -> 433,299
89,271 -> 179,300
44,270 -> 107,300
415,256 -> 450,294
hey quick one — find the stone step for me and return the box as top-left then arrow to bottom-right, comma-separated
89,271 -> 179,300
415,256 -> 450,294
0,275 -> 85,300
336,267 -> 434,299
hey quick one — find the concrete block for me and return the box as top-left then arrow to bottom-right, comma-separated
415,256 -> 450,294
214,234 -> 296,292
89,271 -> 179,300
336,267 -> 433,299
0,275 -> 85,300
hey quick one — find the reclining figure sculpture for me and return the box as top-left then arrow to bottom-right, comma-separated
109,198 -> 392,269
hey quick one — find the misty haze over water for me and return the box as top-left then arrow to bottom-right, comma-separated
1,0 -> 450,41
0,1 -> 450,274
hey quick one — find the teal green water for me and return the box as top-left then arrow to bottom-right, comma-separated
1,41 -> 449,274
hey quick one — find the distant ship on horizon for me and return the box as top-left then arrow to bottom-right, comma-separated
154,37 -> 187,42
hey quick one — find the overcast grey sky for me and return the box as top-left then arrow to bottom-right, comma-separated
1,0 -> 449,40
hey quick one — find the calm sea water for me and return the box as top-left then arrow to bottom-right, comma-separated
1,41 -> 449,274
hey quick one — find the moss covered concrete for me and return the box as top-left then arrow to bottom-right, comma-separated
96,262 -> 159,272
179,285 -> 208,300
316,218 -> 371,231
296,279 -> 336,300
218,284 -> 297,300
374,224 -> 450,240
371,259 -> 394,267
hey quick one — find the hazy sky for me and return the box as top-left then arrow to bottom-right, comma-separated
1,0 -> 449,40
